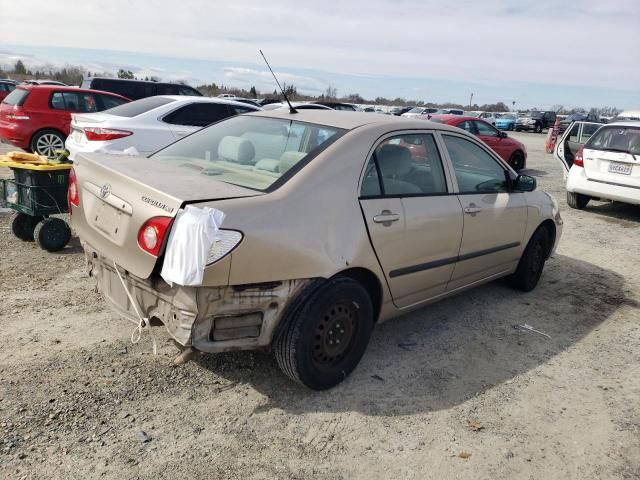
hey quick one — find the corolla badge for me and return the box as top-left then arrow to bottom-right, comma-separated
99,183 -> 112,199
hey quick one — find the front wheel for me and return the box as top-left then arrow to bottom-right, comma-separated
534,123 -> 543,133
567,191 -> 590,209
274,277 -> 374,390
509,151 -> 525,171
509,227 -> 549,292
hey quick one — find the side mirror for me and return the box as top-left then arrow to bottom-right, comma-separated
498,131 -> 508,138
514,174 -> 536,192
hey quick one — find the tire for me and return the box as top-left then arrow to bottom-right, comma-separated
33,217 -> 71,252
30,129 -> 66,158
509,227 -> 549,292
509,151 -> 525,171
10,213 -> 43,241
274,277 -> 374,390
567,191 -> 590,209
534,123 -> 543,134
515,127 -> 521,132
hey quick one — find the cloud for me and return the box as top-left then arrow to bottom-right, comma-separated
222,67 -> 329,94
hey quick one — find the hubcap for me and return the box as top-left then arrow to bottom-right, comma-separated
36,134 -> 64,157
312,303 -> 357,368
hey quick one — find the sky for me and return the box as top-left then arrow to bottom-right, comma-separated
0,0 -> 638,109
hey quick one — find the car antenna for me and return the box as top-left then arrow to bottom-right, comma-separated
259,50 -> 297,114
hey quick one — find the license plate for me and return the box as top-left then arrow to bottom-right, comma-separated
93,202 -> 121,237
608,161 -> 632,175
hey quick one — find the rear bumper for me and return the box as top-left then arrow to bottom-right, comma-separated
83,242 -> 314,352
567,167 -> 640,205
0,122 -> 30,149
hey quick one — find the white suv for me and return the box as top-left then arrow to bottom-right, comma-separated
555,121 -> 640,208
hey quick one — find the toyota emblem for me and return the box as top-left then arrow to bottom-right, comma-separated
99,184 -> 111,199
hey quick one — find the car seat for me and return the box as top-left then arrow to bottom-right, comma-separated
376,144 -> 421,194
217,136 -> 255,164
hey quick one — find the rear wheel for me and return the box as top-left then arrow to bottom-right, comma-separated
509,227 -> 549,292
509,151 -> 525,171
567,191 -> 590,209
534,123 -> 543,133
33,217 -> 71,252
31,129 -> 65,158
11,213 -> 43,241
274,277 -> 374,390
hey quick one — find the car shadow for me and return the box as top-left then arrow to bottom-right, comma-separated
583,200 -> 640,224
520,168 -> 547,177
193,254 -> 633,416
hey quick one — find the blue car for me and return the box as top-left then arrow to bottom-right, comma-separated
496,114 -> 517,130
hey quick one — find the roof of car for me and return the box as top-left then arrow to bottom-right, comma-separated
427,114 -> 482,123
153,95 -> 261,109
604,120 -> 640,127
246,109 -> 468,132
15,84 -> 129,99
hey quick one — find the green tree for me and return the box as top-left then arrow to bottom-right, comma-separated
249,86 -> 257,98
14,60 -> 27,75
117,69 -> 135,79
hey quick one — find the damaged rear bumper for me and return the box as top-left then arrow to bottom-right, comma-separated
83,243 -> 314,353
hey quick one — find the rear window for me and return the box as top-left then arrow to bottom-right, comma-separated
2,88 -> 30,106
105,96 -> 176,117
151,115 -> 345,192
585,126 -> 640,155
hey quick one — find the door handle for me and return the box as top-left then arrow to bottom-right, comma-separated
464,204 -> 482,215
373,210 -> 400,225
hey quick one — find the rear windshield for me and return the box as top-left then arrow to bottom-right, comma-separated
585,126 -> 640,155
104,96 -> 175,117
151,115 -> 345,191
2,88 -> 29,106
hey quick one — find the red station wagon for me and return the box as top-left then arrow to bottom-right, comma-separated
0,85 -> 129,157
425,114 -> 528,171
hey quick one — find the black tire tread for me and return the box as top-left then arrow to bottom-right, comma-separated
34,217 -> 71,252
509,226 -> 549,292
567,191 -> 590,209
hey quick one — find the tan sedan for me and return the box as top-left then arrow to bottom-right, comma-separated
70,110 -> 563,389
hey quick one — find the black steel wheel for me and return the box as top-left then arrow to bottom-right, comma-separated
33,217 -> 71,252
10,213 -> 43,241
509,226 -> 549,292
275,277 -> 374,390
509,151 -> 525,171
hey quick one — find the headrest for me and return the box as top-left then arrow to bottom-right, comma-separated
218,136 -> 255,164
377,144 -> 412,177
279,151 -> 307,173
254,158 -> 280,172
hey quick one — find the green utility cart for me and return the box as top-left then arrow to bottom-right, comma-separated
0,159 -> 72,252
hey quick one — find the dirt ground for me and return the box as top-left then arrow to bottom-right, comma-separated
1,133 -> 639,480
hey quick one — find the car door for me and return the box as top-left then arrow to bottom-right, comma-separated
473,120 -> 508,159
359,132 -> 463,308
440,133 -> 528,290
555,121 -> 602,178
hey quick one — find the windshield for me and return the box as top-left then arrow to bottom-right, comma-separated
407,107 -> 423,113
585,126 -> 640,155
531,112 -> 544,118
500,114 -> 516,120
151,115 -> 345,191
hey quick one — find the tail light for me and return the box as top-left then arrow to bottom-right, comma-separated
6,107 -> 29,121
574,147 -> 584,167
138,217 -> 173,257
68,168 -> 79,208
84,127 -> 132,141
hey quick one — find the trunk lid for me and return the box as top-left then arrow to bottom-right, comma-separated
582,125 -> 640,188
72,152 -> 262,278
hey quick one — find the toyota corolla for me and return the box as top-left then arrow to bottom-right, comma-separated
70,110 -> 562,390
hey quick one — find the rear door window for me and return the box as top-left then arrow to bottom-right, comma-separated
229,104 -> 255,115
49,92 -> 99,112
96,94 -> 128,111
163,103 -> 231,127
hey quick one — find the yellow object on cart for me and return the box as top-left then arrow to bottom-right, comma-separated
0,156 -> 72,171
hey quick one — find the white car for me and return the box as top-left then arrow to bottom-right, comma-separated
401,107 -> 438,118
555,121 -> 640,208
65,96 -> 260,160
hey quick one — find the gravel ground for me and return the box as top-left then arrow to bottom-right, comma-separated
0,133 -> 639,480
